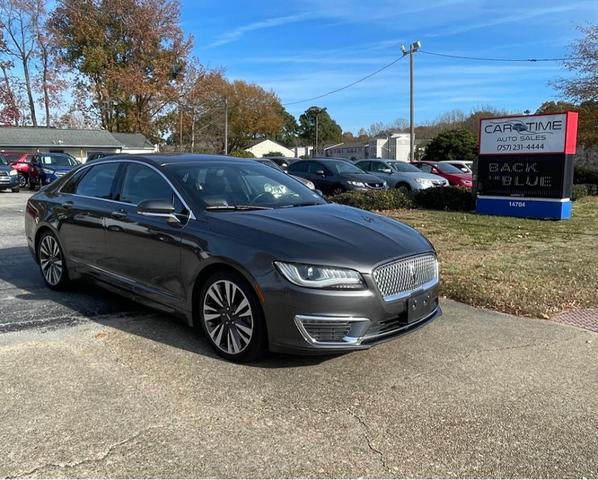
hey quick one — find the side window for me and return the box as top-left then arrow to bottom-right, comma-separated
61,169 -> 89,194
290,161 -> 307,173
119,164 -> 173,205
357,162 -> 370,171
372,162 -> 387,172
75,163 -> 120,199
419,164 -> 432,173
308,162 -> 325,174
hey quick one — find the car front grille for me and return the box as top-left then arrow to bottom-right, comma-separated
373,254 -> 438,301
366,182 -> 384,189
0,171 -> 7,177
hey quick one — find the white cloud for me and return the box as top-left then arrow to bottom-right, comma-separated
208,13 -> 313,47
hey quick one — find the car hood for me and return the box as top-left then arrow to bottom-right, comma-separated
0,165 -> 11,173
203,203 -> 434,272
445,172 -> 472,181
340,172 -> 385,184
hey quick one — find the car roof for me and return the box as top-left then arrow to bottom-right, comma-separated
85,153 -> 256,168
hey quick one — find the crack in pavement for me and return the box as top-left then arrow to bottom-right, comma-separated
7,426 -> 160,478
351,411 -> 392,474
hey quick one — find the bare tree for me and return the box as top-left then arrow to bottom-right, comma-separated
556,25 -> 598,103
0,0 -> 43,126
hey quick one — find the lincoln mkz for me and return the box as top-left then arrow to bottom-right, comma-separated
25,155 -> 441,361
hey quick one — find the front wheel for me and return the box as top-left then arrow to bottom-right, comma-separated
331,185 -> 345,196
37,232 -> 70,290
198,271 -> 267,362
396,184 -> 411,195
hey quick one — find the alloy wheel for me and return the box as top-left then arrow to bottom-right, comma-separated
39,235 -> 63,286
18,174 -> 27,188
202,280 -> 254,355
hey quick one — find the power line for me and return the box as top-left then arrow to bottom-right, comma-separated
419,50 -> 583,62
283,54 -> 407,106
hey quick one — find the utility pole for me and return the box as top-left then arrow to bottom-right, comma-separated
224,97 -> 229,155
307,106 -> 327,157
401,41 -> 421,162
179,102 -> 183,152
190,106 -> 195,153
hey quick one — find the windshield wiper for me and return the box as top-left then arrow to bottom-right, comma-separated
280,202 -> 323,208
205,204 -> 273,211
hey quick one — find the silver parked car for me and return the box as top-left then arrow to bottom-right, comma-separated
355,159 -> 448,194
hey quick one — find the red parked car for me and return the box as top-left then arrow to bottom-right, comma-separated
1,151 -> 34,188
411,161 -> 473,188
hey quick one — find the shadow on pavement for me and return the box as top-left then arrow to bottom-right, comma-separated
0,245 -> 336,369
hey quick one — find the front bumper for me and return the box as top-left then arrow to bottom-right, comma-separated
261,270 -> 440,355
0,174 -> 18,188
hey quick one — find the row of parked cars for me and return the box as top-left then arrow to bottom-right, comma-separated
0,151 -> 81,192
265,156 -> 473,196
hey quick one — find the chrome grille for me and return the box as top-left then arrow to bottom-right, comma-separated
373,254 -> 438,301
0,171 -> 7,177
300,319 -> 351,343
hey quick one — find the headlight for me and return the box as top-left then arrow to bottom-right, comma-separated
42,168 -> 55,175
415,178 -> 434,188
9,169 -> 17,176
274,261 -> 366,290
347,180 -> 366,187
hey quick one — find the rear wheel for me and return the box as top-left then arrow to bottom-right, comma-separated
37,231 -> 69,290
18,173 -> 28,188
198,271 -> 266,362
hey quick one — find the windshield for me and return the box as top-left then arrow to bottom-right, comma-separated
257,159 -> 283,171
0,155 -> 7,166
322,160 -> 365,175
389,162 -> 421,173
436,162 -> 464,174
169,162 -> 326,210
39,154 -> 78,167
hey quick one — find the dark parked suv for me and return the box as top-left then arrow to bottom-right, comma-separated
25,154 -> 440,362
288,158 -> 387,195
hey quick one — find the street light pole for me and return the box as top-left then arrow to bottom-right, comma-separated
401,40 -> 421,162
307,106 -> 327,157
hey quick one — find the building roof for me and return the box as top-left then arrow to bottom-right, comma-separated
111,132 -> 154,150
0,127 -> 123,148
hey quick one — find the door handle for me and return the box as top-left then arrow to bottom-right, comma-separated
62,201 -> 74,209
111,209 -> 128,219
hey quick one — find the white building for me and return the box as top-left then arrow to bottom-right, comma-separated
324,133 -> 412,161
245,139 -> 313,158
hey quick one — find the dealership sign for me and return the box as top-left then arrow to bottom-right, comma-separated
476,112 -> 578,220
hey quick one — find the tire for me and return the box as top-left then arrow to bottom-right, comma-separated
331,185 -> 345,196
396,183 -> 411,195
37,231 -> 70,290
11,186 -> 20,193
18,173 -> 28,188
198,271 -> 267,362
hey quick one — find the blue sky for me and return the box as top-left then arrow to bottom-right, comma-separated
182,0 -> 597,133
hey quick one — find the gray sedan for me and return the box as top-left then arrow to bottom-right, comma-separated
25,154 -> 441,362
356,160 -> 448,194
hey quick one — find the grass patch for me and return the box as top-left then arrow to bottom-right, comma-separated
386,196 -> 598,318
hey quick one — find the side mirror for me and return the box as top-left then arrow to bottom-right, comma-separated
315,169 -> 325,176
137,199 -> 176,217
382,168 -> 392,174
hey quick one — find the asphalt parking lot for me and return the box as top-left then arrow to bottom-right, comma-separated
0,191 -> 596,478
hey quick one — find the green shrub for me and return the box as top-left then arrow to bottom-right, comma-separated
230,150 -> 255,158
331,189 -> 415,210
571,184 -> 589,201
414,186 -> 476,211
578,183 -> 598,195
574,165 -> 598,185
